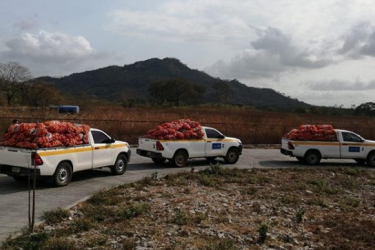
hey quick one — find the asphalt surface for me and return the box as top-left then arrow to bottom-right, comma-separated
0,148 -> 369,242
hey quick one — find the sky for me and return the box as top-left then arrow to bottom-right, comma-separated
1,0 -> 375,107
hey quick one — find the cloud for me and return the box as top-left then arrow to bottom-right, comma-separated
0,30 -> 106,76
106,3 -> 251,47
339,22 -> 375,58
206,27 -> 332,80
13,19 -> 39,31
307,79 -> 375,91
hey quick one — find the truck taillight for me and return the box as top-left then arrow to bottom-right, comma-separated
288,142 -> 295,150
156,141 -> 164,151
31,152 -> 43,166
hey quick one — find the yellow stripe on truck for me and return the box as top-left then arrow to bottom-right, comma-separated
292,141 -> 375,147
38,144 -> 128,157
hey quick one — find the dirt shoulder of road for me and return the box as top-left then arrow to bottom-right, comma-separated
2,166 -> 375,250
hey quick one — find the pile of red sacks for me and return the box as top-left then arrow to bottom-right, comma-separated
1,121 -> 90,149
144,119 -> 204,140
284,124 -> 337,141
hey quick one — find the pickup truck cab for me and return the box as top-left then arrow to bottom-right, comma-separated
0,128 -> 131,186
281,129 -> 375,166
137,126 -> 242,167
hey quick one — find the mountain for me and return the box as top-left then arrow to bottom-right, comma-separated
40,58 -> 309,110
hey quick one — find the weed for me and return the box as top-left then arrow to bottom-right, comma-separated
339,197 -> 360,211
70,218 -> 95,233
41,208 -> 70,225
114,203 -> 150,221
87,189 -> 122,206
307,179 -> 341,195
1,231 -> 49,250
200,238 -> 239,250
281,195 -> 299,205
121,238 -> 136,250
172,208 -> 189,225
295,207 -> 305,223
307,197 -> 328,207
341,167 -> 365,176
40,237 -> 77,250
151,171 -> 158,180
258,222 -> 270,243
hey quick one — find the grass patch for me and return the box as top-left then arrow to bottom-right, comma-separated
41,208 -> 70,225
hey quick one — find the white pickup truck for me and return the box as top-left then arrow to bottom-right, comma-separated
281,129 -> 375,166
137,126 -> 242,167
0,128 -> 131,186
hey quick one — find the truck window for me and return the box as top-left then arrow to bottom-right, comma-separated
342,132 -> 363,142
205,129 -> 224,139
92,131 -> 111,143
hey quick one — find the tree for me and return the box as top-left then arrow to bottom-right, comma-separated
212,82 -> 232,104
148,79 -> 205,106
20,80 -> 65,107
0,62 -> 32,106
354,102 -> 375,116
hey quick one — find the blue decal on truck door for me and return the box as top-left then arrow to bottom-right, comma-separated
212,143 -> 221,149
349,147 -> 360,152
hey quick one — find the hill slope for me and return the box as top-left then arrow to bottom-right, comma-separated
40,58 -> 309,110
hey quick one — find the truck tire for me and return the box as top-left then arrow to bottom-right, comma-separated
152,157 -> 166,164
172,150 -> 188,167
53,162 -> 72,187
224,148 -> 239,164
355,159 -> 366,165
304,150 -> 321,165
366,152 -> 375,167
111,154 -> 127,175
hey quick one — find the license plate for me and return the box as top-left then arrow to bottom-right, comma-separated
12,167 -> 21,173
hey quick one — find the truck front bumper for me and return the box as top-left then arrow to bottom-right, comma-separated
136,149 -> 163,159
0,165 -> 41,177
280,148 -> 294,156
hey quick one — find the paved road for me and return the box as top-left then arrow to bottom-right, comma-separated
0,148 -> 368,241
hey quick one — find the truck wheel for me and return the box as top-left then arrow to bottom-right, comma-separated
224,148 -> 239,164
172,150 -> 188,167
296,157 -> 304,163
152,157 -> 166,164
53,162 -> 72,187
111,154 -> 127,175
366,152 -> 375,167
355,159 -> 366,165
304,150 -> 321,165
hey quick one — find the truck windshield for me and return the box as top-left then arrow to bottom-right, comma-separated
342,132 -> 363,142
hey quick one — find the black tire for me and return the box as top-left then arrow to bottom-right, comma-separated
224,148 -> 240,164
12,176 -> 28,182
296,157 -> 304,163
53,162 -> 73,187
152,157 -> 166,164
355,159 -> 366,165
172,150 -> 188,167
111,154 -> 128,175
366,152 -> 375,167
304,150 -> 321,165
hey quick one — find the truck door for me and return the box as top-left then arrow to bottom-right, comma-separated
339,132 -> 367,159
92,131 -> 115,167
205,128 -> 226,157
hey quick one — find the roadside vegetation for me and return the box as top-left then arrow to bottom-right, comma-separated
2,165 -> 375,250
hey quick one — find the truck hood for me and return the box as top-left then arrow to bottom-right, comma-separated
225,137 -> 242,144
364,140 -> 375,144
